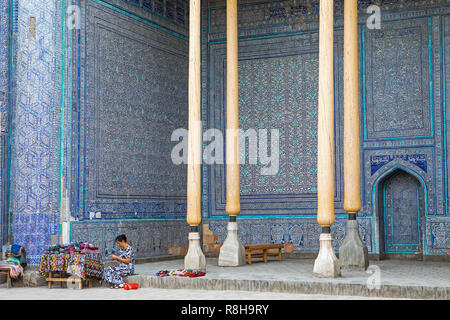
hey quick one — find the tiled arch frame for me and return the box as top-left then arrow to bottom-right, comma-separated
369,161 -> 430,255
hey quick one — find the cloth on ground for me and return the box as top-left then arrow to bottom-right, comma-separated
156,269 -> 206,278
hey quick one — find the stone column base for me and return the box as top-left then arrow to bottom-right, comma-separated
184,232 -> 206,272
339,220 -> 369,271
313,233 -> 341,278
218,222 -> 246,267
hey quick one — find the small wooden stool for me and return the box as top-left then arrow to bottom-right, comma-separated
46,271 -> 92,289
0,267 -> 12,288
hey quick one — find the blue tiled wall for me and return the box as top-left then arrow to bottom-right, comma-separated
0,0 -> 9,247
202,0 -> 450,256
68,0 -> 190,261
2,0 -> 449,264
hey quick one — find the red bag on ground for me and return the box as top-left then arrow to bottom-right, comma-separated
123,283 -> 139,290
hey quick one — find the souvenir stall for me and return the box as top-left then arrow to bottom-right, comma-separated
39,241 -> 103,289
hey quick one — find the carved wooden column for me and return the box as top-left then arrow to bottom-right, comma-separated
313,0 -> 341,278
339,0 -> 369,271
184,0 -> 206,272
218,0 -> 246,267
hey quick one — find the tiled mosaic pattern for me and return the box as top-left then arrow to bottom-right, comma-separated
207,32 -> 344,216
8,0 -> 63,265
66,0 -> 190,263
71,219 -> 190,259
382,171 -> 425,253
202,0 -> 450,255
0,0 -> 9,246
208,218 -> 373,254
364,19 -> 431,140
0,0 -> 9,133
71,0 -> 188,220
1,0 -> 449,265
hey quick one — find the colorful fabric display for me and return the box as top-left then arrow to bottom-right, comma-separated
39,242 -> 103,279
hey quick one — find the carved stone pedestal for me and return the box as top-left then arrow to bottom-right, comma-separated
313,233 -> 341,278
218,222 -> 246,267
184,232 -> 206,272
339,220 -> 369,270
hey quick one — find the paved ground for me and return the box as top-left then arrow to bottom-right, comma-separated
0,287 -> 402,300
132,257 -> 450,288
0,257 -> 448,299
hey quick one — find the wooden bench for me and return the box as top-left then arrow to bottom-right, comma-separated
244,244 -> 284,264
46,271 -> 93,289
0,266 -> 23,288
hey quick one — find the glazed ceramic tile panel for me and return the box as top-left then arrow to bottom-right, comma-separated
202,0 -> 450,255
69,0 -> 190,261
0,0 -> 9,246
72,0 -> 188,220
208,33 -> 344,216
9,0 -> 63,265
71,219 -> 190,259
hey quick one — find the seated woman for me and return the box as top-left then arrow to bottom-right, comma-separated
103,234 -> 135,289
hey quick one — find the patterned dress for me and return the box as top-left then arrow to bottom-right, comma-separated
102,245 -> 135,285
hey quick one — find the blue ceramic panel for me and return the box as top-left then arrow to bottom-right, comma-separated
208,217 -> 373,253
445,15 -> 450,213
9,0 -> 62,265
202,0 -> 450,255
383,171 -> 423,253
71,219 -> 189,259
427,218 -> 450,253
364,18 -> 432,140
0,0 -> 9,133
73,0 -> 188,219
0,0 -> 9,246
207,34 -> 344,216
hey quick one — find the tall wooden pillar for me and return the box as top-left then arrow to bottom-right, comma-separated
339,0 -> 369,270
218,0 -> 246,267
184,0 -> 206,272
313,0 -> 341,278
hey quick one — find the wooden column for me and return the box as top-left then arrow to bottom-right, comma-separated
339,0 -> 369,271
186,0 -> 202,227
218,0 -> 245,267
343,0 -> 361,216
313,0 -> 340,278
185,0 -> 206,272
317,0 -> 335,229
225,0 -> 240,218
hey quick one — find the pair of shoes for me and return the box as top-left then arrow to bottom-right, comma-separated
110,284 -> 123,289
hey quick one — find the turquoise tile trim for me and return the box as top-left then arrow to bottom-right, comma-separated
429,17 -> 434,136
59,0 -> 66,243
362,25 -> 367,140
442,16 -> 448,214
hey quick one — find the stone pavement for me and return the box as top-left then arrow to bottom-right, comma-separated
0,257 -> 448,299
127,257 -> 450,299
0,287 -> 401,300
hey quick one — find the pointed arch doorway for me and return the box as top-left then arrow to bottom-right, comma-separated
377,169 -> 426,260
